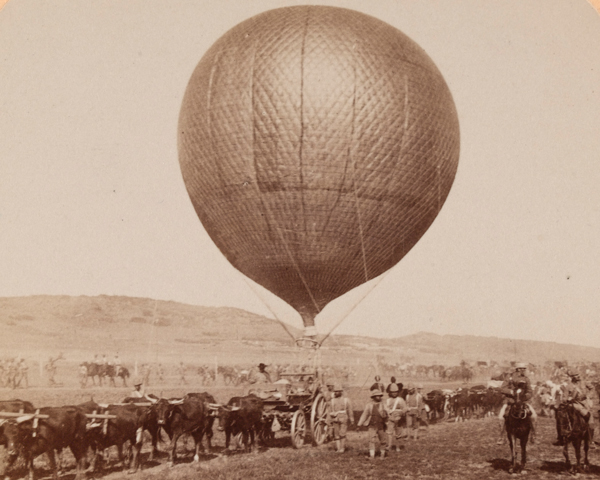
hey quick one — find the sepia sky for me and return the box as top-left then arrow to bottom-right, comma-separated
1,1 -> 600,347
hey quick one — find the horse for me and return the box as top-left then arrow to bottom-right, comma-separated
81,362 -> 105,387
504,390 -> 532,474
104,365 -> 130,387
555,402 -> 590,474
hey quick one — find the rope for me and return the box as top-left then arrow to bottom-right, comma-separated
318,269 -> 391,347
239,275 -> 298,343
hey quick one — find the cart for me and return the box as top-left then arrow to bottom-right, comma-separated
259,372 -> 331,448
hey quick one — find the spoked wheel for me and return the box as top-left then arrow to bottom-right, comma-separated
291,410 -> 306,448
310,393 -> 329,446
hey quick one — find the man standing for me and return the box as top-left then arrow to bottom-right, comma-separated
405,384 -> 423,440
385,383 -> 407,451
329,384 -> 354,453
358,389 -> 388,459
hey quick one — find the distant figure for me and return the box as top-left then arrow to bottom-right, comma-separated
114,353 -> 121,376
157,364 -> 165,383
45,357 -> 57,386
177,362 -> 187,385
131,378 -> 146,398
17,359 -> 28,389
370,375 -> 385,392
142,363 -> 151,386
250,363 -> 272,384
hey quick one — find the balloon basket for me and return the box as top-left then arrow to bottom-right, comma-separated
295,336 -> 320,350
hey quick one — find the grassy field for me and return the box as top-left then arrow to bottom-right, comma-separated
2,385 -> 600,479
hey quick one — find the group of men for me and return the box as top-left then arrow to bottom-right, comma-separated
0,357 -> 28,389
90,353 -> 122,374
320,375 -> 427,459
496,362 -> 596,446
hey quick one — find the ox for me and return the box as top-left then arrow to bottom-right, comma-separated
154,396 -> 208,466
3,406 -> 88,480
423,390 -> 446,422
213,395 -> 264,453
184,392 -> 217,453
79,400 -> 158,474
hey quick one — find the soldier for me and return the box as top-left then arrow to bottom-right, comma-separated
323,380 -> 335,401
329,384 -> 353,453
417,384 -> 429,427
385,383 -> 407,451
358,389 -> 388,459
497,362 -> 537,444
405,384 -> 424,440
557,371 -> 595,446
370,375 -> 385,392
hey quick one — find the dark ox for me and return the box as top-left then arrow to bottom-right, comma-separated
423,390 -> 446,422
78,400 -> 158,474
184,392 -> 217,452
3,406 -> 88,480
154,396 -> 208,466
0,400 -> 35,447
215,395 -> 264,453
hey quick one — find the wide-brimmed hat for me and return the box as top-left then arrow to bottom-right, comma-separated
334,384 -> 343,392
371,389 -> 384,398
258,363 -> 267,369
568,371 -> 581,380
407,383 -> 415,391
515,362 -> 527,369
388,384 -> 399,393
133,377 -> 143,386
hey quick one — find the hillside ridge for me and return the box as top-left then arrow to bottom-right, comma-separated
0,295 -> 597,365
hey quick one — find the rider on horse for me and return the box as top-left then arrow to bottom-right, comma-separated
563,371 -> 592,422
497,362 -> 538,444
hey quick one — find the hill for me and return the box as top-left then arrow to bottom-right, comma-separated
0,295 -> 598,367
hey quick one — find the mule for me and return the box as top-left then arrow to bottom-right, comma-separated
555,402 -> 590,474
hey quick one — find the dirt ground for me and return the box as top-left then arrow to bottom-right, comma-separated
2,384 -> 599,479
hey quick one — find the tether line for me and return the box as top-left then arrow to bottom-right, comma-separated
319,269 -> 392,347
238,274 -> 298,343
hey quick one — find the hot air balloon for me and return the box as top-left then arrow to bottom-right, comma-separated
178,6 -> 459,340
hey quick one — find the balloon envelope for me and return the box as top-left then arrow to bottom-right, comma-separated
178,6 -> 460,331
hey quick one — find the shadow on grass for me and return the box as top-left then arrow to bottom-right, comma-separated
488,458 -> 512,472
540,459 -> 600,474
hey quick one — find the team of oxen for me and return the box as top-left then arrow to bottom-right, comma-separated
0,393 -> 266,480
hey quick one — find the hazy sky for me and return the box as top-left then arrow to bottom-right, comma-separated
1,1 -> 600,347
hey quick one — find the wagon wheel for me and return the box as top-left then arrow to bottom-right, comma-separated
310,393 -> 329,446
290,410 -> 306,448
